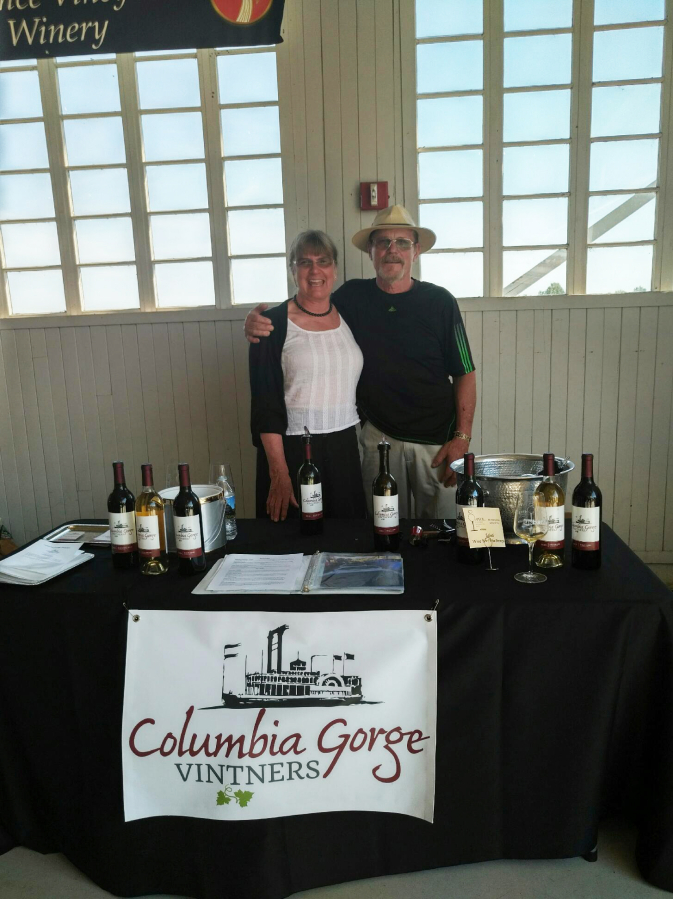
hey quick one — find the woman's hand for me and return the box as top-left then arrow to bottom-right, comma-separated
245,304 -> 274,344
267,469 -> 298,522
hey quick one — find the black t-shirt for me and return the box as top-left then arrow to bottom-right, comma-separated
332,279 -> 475,445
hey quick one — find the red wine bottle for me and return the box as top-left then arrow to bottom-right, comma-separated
108,461 -> 137,569
572,453 -> 602,570
372,437 -> 399,551
173,463 -> 207,576
455,452 -> 484,565
297,427 -> 323,536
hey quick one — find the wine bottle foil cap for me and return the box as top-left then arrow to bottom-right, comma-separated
378,435 -> 391,448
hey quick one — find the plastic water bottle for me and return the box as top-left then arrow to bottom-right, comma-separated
222,478 -> 237,540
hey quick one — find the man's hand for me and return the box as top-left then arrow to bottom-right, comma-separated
245,304 -> 274,344
266,469 -> 298,522
431,437 -> 470,487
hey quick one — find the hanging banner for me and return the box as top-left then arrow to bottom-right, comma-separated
122,609 -> 437,823
0,1 -> 285,62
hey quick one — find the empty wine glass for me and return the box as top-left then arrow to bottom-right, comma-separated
513,500 -> 548,584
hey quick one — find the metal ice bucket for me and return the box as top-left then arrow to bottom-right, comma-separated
450,454 -> 575,544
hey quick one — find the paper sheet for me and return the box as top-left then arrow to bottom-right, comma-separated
206,553 -> 307,593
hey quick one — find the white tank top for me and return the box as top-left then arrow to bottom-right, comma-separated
281,316 -> 363,435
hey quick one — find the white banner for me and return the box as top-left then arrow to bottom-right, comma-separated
122,609 -> 436,823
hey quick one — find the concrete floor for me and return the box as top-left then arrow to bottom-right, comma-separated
0,819 -> 671,899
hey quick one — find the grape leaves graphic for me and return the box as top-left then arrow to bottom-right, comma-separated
215,786 -> 254,808
234,790 -> 254,808
216,790 -> 232,806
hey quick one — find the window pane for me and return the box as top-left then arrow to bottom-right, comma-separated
417,96 -> 482,148
504,89 -> 570,142
230,257 -> 288,305
80,265 -> 140,311
415,0 -> 483,37
57,54 -> 116,64
7,270 -> 66,315
505,0 -> 572,31
218,53 -> 278,104
0,122 -> 49,170
416,41 -> 483,93
591,85 -> 661,138
419,150 -> 482,199
590,139 -> 659,191
63,117 -> 126,166
151,213 -> 212,260
503,249 -> 567,295
155,261 -> 215,307
221,106 -> 281,156
593,27 -> 663,82
136,59 -> 201,110
504,34 -> 572,87
76,218 -> 135,264
58,64 -> 120,114
0,173 -> 54,219
224,158 -> 284,206
588,193 -> 656,243
0,59 -> 37,68
70,168 -> 131,215
146,163 -> 208,212
2,222 -> 60,267
228,208 -> 286,255
420,252 -> 483,298
586,245 -> 653,293
503,144 -> 569,195
142,112 -> 204,162
0,71 -> 42,120
595,0 -> 664,25
419,201 -> 483,249
503,197 -> 568,245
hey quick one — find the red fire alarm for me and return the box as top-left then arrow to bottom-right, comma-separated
360,181 -> 389,211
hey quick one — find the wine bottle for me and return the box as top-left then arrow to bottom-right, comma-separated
173,463 -> 207,576
534,452 -> 565,569
572,453 -> 602,570
108,461 -> 137,569
136,463 -> 169,576
455,452 -> 484,565
372,437 -> 399,551
297,427 -> 323,536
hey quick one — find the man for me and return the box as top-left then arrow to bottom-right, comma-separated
245,205 -> 477,519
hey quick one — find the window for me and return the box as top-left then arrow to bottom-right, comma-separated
0,47 -> 286,317
415,0 -> 668,297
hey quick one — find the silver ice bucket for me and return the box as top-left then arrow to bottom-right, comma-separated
450,454 -> 575,544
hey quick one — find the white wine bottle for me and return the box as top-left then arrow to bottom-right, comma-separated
534,452 -> 565,569
297,427 -> 323,536
136,463 -> 169,576
372,437 -> 399,552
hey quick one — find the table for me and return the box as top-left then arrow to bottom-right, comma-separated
1,519 -> 673,899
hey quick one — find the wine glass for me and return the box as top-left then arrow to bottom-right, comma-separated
513,500 -> 548,584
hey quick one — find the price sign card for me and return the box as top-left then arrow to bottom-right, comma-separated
464,507 -> 506,549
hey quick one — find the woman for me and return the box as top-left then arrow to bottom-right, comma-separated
249,230 -> 366,521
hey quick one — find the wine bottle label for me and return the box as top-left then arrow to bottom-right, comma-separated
456,504 -> 476,547
137,514 -> 161,557
109,510 -> 137,553
373,494 -> 399,534
539,508 -> 565,551
572,506 -> 600,550
300,484 -> 323,520
174,515 -> 203,557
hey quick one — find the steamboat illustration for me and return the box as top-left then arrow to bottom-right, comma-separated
220,625 -> 365,708
575,515 -> 590,525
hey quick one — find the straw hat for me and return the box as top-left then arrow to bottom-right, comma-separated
352,204 -> 436,253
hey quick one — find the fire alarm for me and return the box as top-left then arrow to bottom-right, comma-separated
360,181 -> 389,211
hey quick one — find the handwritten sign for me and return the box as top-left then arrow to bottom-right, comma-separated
463,507 -> 506,549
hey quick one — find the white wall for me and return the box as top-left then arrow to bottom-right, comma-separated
1,0 -> 672,562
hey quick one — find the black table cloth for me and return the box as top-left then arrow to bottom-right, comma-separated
1,519 -> 673,899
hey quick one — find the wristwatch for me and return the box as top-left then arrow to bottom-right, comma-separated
453,431 -> 471,443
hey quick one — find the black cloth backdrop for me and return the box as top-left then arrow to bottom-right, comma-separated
0,0 -> 285,62
2,519 -> 673,899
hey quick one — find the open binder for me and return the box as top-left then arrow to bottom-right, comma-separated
193,551 -> 404,595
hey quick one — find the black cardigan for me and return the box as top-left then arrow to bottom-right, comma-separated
248,300 -> 291,449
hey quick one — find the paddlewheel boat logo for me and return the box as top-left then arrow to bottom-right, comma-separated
218,624 -> 366,709
210,0 -> 274,24
575,515 -> 590,525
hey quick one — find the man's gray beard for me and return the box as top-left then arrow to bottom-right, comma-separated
377,260 -> 405,283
